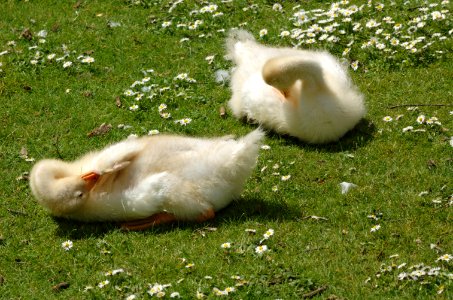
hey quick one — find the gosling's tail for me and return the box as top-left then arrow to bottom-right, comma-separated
227,128 -> 265,178
225,29 -> 256,62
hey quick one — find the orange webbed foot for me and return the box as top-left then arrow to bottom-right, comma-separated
196,208 -> 215,223
121,212 -> 177,231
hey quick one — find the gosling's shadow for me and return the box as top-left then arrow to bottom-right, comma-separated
53,197 -> 299,239
254,118 -> 376,153
53,217 -> 118,239
215,196 -> 300,223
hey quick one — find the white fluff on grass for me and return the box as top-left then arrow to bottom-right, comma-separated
340,182 -> 358,194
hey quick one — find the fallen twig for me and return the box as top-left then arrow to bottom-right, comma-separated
302,215 -> 328,221
304,246 -> 327,253
302,285 -> 328,298
53,136 -> 64,159
388,104 -> 453,109
7,209 -> 27,216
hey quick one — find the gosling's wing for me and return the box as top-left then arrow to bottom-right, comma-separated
92,137 -> 146,175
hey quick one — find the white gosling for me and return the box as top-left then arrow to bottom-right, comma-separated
226,30 -> 366,144
30,129 -> 264,230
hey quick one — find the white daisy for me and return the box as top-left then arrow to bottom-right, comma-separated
402,126 -> 413,132
61,240 -> 73,251
81,56 -> 95,63
255,245 -> 269,255
63,61 -> 72,68
416,115 -> 425,124
370,224 -> 381,232
436,254 -> 452,262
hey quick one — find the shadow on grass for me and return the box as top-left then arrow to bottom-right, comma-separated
53,218 -> 119,239
254,118 -> 376,152
216,196 -> 301,223
53,196 -> 300,239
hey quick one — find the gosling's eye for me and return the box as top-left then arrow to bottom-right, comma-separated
74,191 -> 84,198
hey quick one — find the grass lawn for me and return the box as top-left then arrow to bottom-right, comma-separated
0,0 -> 452,299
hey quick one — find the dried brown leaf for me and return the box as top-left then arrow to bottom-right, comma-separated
20,147 -> 28,159
82,90 -> 93,97
219,106 -> 226,118
16,172 -> 30,181
73,1 -> 82,9
52,282 -> 70,292
427,159 -> 437,169
115,96 -> 122,108
20,28 -> 32,40
51,23 -> 60,32
87,123 -> 112,137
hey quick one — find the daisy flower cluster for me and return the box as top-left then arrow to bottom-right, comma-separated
84,267 -> 179,298
121,69 -> 197,126
0,29 -> 95,72
373,253 -> 453,294
158,2 -> 225,41
259,153 -> 296,192
217,228 -> 275,259
79,250 -> 253,299
83,267 -> 140,297
212,285 -> 236,296
382,107 -> 448,142
192,275 -> 249,298
19,146 -> 35,163
75,258 -> 249,300
221,227 -> 275,258
147,283 -> 173,298
268,0 -> 452,70
418,188 -> 453,208
178,228 -> 277,297
174,72 -> 197,83
367,211 -> 383,233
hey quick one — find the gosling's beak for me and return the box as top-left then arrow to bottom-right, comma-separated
81,171 -> 100,190
271,87 -> 298,107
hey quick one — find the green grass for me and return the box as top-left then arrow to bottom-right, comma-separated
1,0 -> 452,299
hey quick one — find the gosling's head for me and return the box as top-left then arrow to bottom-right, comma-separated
30,159 -> 92,217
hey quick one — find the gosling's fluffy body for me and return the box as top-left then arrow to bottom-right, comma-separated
227,30 -> 366,144
30,129 -> 264,222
